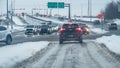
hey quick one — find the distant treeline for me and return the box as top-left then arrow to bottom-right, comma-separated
104,1 -> 120,20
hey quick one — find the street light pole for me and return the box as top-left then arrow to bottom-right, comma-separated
11,0 -> 13,21
88,0 -> 90,16
7,0 -> 9,19
68,4 -> 71,19
90,0 -> 92,22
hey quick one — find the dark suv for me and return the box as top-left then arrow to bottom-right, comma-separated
59,23 -> 83,44
40,24 -> 52,34
109,23 -> 117,30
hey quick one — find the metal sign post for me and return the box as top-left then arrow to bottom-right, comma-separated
65,3 -> 71,19
101,18 -> 104,31
98,13 -> 104,32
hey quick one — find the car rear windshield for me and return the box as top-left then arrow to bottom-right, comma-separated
63,24 -> 78,29
26,25 -> 34,28
111,24 -> 117,25
26,29 -> 33,31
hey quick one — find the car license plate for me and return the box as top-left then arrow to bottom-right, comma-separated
68,35 -> 73,37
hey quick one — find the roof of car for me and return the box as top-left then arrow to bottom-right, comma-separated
111,23 -> 117,24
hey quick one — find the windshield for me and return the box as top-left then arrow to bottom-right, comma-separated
26,25 -> 34,28
0,0 -> 120,68
0,26 -> 7,31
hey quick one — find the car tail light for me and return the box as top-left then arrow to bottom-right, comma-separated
60,27 -> 66,32
76,27 -> 82,32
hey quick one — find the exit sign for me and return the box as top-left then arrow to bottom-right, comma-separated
58,2 -> 64,8
48,2 -> 57,8
47,2 -> 64,8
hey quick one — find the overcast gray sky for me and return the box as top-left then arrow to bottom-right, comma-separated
0,0 -> 118,16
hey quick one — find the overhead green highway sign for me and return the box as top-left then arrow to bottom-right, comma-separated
58,2 -> 64,8
47,2 -> 64,8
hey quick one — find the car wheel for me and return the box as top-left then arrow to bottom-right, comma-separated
6,36 -> 12,45
59,39 -> 63,44
39,32 -> 41,35
79,37 -> 83,43
48,32 -> 51,34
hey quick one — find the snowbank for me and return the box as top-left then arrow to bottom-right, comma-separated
95,35 -> 120,54
88,24 -> 108,34
113,19 -> 120,25
91,28 -> 108,34
0,16 -> 6,20
80,18 -> 99,22
35,16 -> 66,24
0,41 -> 49,68
12,25 -> 25,32
13,16 -> 26,25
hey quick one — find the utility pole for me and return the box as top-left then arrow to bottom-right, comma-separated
11,0 -> 14,29
81,5 -> 83,17
7,0 -> 9,19
49,9 -> 52,16
11,0 -> 13,21
88,0 -> 92,22
31,8 -> 35,16
90,0 -> 92,22
68,4 -> 71,19
88,0 -> 90,16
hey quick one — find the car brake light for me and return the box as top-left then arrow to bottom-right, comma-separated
76,27 -> 82,32
60,27 -> 66,32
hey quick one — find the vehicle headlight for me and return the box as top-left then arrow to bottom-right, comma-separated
86,28 -> 90,32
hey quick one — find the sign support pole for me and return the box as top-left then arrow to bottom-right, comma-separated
65,3 -> 71,20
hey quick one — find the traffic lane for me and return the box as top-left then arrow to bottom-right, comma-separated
0,31 -> 111,46
12,33 -> 102,44
12,41 -> 120,68
0,31 -> 25,46
1,28 -> 119,46
0,31 -> 58,46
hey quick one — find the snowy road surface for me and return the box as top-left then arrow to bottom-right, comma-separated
12,41 -> 120,68
0,16 -> 120,68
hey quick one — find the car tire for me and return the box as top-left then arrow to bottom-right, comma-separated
6,35 -> 12,45
48,32 -> 51,34
59,39 -> 63,44
79,37 -> 83,43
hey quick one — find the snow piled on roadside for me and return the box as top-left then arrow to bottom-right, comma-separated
12,25 -> 25,32
91,28 -> 108,34
13,16 -> 26,25
0,41 -> 49,68
79,18 -> 99,22
113,19 -> 120,25
95,35 -> 120,54
0,16 -> 6,20
35,16 -> 66,24
87,24 -> 108,34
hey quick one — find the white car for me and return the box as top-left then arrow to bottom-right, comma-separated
0,26 -> 12,45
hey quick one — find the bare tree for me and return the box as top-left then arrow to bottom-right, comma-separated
104,1 -> 118,20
